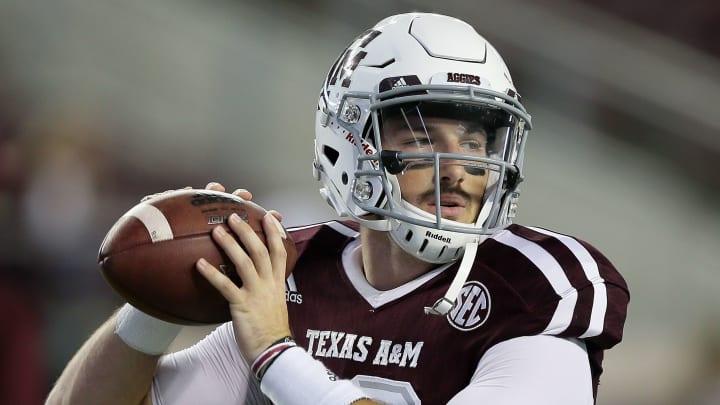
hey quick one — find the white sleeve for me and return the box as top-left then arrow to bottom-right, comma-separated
448,335 -> 594,405
151,322 -> 270,405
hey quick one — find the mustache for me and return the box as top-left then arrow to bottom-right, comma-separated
417,185 -> 472,204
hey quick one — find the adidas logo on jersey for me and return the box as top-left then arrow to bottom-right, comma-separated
286,290 -> 303,304
286,275 -> 303,304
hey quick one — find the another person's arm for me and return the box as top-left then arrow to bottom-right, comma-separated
46,183 -> 232,405
46,307 -> 180,405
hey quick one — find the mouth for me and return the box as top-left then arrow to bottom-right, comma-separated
426,194 -> 467,218
433,193 -> 467,207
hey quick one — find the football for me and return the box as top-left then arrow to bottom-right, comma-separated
98,189 -> 297,325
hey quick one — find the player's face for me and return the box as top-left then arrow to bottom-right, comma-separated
381,116 -> 489,224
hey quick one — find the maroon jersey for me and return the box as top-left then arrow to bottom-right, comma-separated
285,221 -> 629,404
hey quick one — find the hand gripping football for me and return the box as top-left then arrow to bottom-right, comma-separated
98,189 -> 297,324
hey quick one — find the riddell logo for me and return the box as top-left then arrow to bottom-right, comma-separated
345,133 -> 375,156
425,231 -> 451,244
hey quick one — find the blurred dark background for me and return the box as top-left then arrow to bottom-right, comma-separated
1,0 -> 718,404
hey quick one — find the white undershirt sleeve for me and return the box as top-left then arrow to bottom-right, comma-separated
150,325 -> 592,404
448,335 -> 594,405
151,322 -> 271,405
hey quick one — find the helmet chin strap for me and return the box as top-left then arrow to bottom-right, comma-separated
424,197 -> 494,316
424,241 -> 479,316
354,215 -> 392,231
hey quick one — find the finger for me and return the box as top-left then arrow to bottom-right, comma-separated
206,182 -> 226,192
267,209 -> 284,222
226,213 -> 273,277
263,212 -> 288,282
211,224 -> 259,288
196,258 -> 242,302
232,189 -> 253,200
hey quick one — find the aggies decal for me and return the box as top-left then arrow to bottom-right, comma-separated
446,72 -> 481,85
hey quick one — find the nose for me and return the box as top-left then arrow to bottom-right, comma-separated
433,142 -> 467,185
437,160 -> 466,186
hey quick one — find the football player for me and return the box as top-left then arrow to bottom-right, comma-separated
47,12 -> 629,405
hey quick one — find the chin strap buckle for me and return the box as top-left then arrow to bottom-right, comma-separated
424,297 -> 455,316
424,242 -> 479,317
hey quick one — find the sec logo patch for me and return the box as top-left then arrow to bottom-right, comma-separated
447,281 -> 491,331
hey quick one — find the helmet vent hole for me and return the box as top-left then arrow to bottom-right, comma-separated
341,172 -> 349,185
323,146 -> 340,166
419,239 -> 429,253
367,58 -> 395,68
404,230 -> 413,241
438,246 -> 447,258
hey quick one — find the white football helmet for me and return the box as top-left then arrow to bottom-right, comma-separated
314,13 -> 532,264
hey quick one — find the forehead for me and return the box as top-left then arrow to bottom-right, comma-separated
379,101 -> 499,137
382,115 -> 488,137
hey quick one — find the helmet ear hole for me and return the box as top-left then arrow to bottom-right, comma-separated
323,146 -> 340,166
341,172 -> 349,185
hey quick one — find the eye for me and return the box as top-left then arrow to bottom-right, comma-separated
396,137 -> 432,151
405,138 -> 430,147
460,140 -> 486,152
